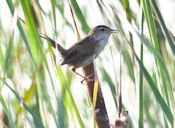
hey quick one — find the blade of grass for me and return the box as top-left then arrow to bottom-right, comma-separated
20,1 -> 60,127
0,95 -> 14,128
4,82 -> 45,128
20,0 -> 41,63
6,0 -> 34,61
56,1 -> 74,31
102,3 -> 135,82
93,80 -> 99,110
138,8 -> 144,128
51,0 -> 57,30
111,4 -> 172,101
68,1 -> 81,40
142,1 -> 173,126
150,0 -> 175,55
109,5 -> 173,125
69,0 -> 90,34
99,65 -> 117,107
56,66 -> 85,128
4,32 -> 14,75
132,48 -> 173,126
0,46 -> 4,70
57,95 -> 65,128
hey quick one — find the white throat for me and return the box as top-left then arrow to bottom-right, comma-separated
93,35 -> 110,58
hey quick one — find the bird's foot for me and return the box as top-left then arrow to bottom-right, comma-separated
71,68 -> 97,84
81,73 -> 96,84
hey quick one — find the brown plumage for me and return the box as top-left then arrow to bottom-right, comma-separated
40,25 -> 117,81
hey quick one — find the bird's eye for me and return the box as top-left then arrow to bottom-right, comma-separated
101,28 -> 105,31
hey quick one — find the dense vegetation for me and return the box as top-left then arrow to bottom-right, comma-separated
0,0 -> 174,127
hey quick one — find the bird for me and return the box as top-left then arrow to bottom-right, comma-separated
41,25 -> 117,81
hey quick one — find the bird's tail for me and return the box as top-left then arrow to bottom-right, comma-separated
40,34 -> 67,57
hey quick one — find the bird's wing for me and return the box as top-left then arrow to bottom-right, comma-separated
61,36 -> 96,65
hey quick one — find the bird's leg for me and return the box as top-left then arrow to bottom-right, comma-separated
71,68 -> 86,79
80,73 -> 95,84
71,68 -> 95,83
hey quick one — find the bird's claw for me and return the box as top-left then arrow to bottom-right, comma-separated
81,73 -> 95,84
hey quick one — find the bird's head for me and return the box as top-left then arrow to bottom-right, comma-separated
89,25 -> 117,41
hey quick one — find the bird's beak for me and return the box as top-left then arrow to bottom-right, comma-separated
110,29 -> 118,33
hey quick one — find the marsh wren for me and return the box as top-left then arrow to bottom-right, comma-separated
41,25 -> 117,80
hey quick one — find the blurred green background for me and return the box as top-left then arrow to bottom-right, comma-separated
0,0 -> 175,127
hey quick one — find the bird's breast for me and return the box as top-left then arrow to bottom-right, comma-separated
95,39 -> 108,56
